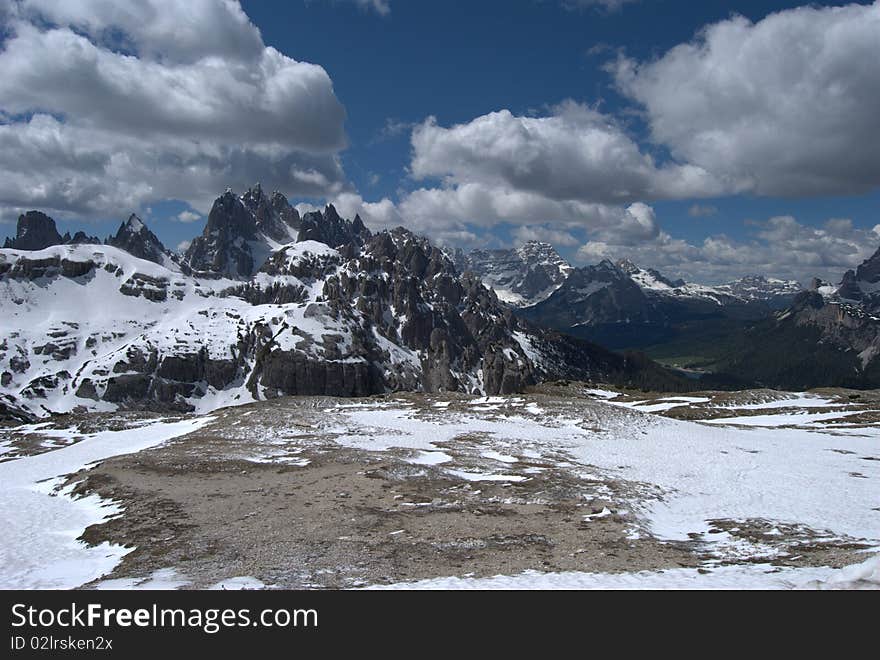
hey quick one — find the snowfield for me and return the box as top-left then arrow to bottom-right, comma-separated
372,555 -> 880,590
0,416 -> 212,589
0,386 -> 877,590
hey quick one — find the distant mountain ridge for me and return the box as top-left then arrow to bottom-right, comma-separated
452,241 -> 572,307
457,242 -> 802,314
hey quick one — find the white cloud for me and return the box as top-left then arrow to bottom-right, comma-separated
16,0 -> 264,63
391,102 -> 728,245
331,192 -> 403,229
612,2 -> 880,196
353,0 -> 390,16
411,103 -> 721,206
577,213 -> 879,284
0,1 -> 349,220
176,210 -> 201,223
513,225 -> 579,247
176,239 -> 191,253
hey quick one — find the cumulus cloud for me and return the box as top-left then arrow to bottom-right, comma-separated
612,2 -> 880,197
513,225 -> 579,247
15,0 -> 264,63
393,102 -> 725,244
175,210 -> 201,223
332,192 -> 403,229
0,1 -> 349,221
411,103 -> 721,206
577,213 -> 879,284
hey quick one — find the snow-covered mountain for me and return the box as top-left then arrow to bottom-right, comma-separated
833,245 -> 880,312
460,242 -> 801,319
453,241 -> 572,307
1,194 -> 688,420
715,275 -> 802,308
106,214 -> 177,269
616,259 -> 747,307
182,186 -> 300,278
520,257 -> 767,336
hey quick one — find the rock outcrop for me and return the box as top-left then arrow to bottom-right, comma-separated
3,211 -> 64,250
298,204 -> 370,249
106,215 -> 174,267
182,186 -> 306,278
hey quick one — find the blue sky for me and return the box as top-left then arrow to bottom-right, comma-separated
1,0 -> 878,283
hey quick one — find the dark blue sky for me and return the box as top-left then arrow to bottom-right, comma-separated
245,0 -> 861,201
2,0 -> 878,283
242,0 -> 878,248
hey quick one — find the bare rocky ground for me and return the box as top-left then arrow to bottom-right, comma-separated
17,383 -> 871,590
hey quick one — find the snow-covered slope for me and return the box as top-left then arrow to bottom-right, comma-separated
716,275 -> 802,308
0,223 -> 546,417
617,259 -> 745,307
106,214 -> 177,270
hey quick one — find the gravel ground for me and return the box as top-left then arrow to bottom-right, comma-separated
50,385 -> 877,589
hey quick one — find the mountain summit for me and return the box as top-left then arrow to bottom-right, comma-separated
3,211 -> 64,251
107,214 -> 175,268
454,241 -> 572,307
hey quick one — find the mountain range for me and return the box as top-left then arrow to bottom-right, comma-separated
465,240 -> 880,389
0,188 -> 687,421
4,189 -> 879,421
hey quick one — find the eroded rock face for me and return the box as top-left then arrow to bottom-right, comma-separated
856,246 -> 880,286
182,187 -> 304,278
271,227 -> 536,395
242,184 -> 301,244
4,211 -> 63,251
107,215 -> 174,267
837,270 -> 863,302
2,196 -> 689,418
65,231 -> 101,245
298,205 -> 370,249
183,191 -> 260,277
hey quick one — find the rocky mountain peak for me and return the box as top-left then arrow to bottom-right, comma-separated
616,259 -> 685,289
241,184 -> 300,244
125,213 -> 146,233
297,204 -> 371,249
837,269 -> 863,301
182,190 -> 261,277
595,259 -> 624,276
615,258 -> 639,275
855,245 -> 880,285
516,240 -> 559,261
64,231 -> 101,245
458,241 -> 572,308
4,211 -> 63,250
106,214 -> 172,267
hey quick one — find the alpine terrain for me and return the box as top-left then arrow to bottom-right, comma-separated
0,189 -> 687,423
